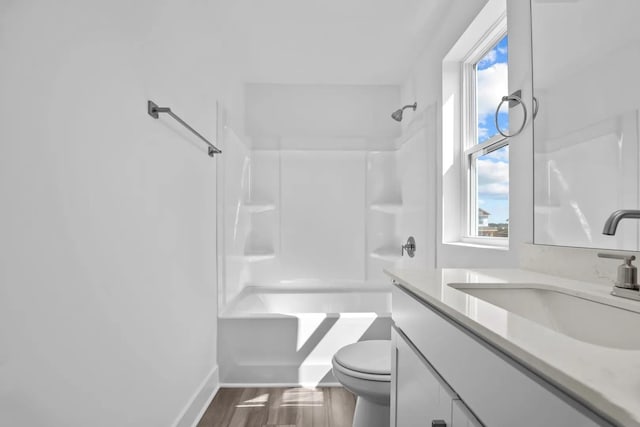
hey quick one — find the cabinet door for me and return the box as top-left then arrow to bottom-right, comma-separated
392,328 -> 455,427
452,399 -> 483,427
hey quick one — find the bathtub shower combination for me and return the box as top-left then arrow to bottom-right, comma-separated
216,84 -> 433,386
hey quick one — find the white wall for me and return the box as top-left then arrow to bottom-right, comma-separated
0,1 -> 226,426
245,84 -> 400,150
208,0 -> 451,86
400,0 -> 534,268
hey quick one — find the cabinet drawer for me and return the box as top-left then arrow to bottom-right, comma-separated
392,285 -> 612,427
392,327 -> 456,427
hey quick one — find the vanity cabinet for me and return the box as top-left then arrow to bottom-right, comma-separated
391,284 -> 613,427
391,326 -> 482,427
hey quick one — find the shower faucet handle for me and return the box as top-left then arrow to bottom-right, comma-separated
401,236 -> 416,258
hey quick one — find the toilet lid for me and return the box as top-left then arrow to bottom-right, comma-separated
334,340 -> 391,375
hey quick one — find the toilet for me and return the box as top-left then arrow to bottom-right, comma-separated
332,340 -> 391,427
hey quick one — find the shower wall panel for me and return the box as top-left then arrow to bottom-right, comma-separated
280,151 -> 366,281
219,126 -> 252,308
396,104 -> 437,269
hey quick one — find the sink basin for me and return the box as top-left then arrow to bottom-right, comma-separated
448,284 -> 640,350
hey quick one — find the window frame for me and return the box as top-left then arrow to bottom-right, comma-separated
460,19 -> 509,245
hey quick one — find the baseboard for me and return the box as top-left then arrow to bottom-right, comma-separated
173,365 -> 220,427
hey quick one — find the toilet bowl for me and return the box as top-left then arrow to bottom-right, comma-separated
332,340 -> 391,427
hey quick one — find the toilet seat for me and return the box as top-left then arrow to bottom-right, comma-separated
333,340 -> 391,380
333,358 -> 391,382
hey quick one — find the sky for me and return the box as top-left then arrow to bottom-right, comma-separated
475,35 -> 509,225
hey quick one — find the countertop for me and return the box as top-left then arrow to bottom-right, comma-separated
385,267 -> 640,427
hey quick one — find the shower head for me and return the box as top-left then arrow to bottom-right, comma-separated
391,102 -> 417,122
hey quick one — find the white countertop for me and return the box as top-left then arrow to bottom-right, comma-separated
385,267 -> 640,427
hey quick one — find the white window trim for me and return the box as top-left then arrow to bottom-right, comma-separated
461,19 -> 508,243
441,0 -> 508,250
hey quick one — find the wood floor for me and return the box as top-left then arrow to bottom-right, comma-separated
197,387 -> 356,427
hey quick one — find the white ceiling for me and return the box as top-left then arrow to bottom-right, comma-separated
217,0 -> 451,85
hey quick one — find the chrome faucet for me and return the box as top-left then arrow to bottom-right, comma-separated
597,253 -> 638,289
600,210 -> 640,301
602,210 -> 640,235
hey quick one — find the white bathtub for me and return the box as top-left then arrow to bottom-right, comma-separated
219,286 -> 392,386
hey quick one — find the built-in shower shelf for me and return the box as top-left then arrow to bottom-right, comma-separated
242,202 -> 276,213
370,246 -> 402,262
369,203 -> 403,214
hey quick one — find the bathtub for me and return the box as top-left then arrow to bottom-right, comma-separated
219,285 -> 392,386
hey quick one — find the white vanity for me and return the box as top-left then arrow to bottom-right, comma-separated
387,268 -> 640,427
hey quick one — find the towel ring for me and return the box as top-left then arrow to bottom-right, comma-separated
495,93 -> 528,138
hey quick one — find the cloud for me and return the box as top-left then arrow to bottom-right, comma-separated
477,158 -> 509,200
488,146 -> 509,162
477,48 -> 497,68
476,62 -> 508,124
478,126 -> 489,140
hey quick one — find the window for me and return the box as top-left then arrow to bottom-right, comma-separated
441,0 -> 509,248
464,32 -> 509,240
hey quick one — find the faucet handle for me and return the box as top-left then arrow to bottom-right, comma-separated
597,252 -> 638,290
597,252 -> 636,263
401,236 -> 416,258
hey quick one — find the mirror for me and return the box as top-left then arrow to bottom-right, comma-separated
532,0 -> 640,250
